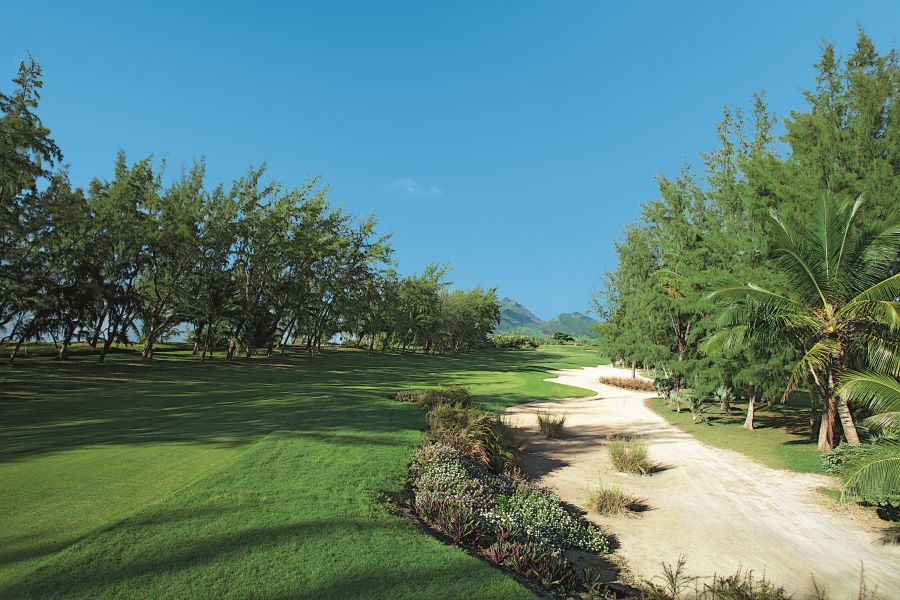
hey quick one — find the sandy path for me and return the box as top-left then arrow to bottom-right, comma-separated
503,364 -> 900,598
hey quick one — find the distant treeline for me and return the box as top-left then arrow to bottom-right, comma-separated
0,59 -> 499,363
594,30 -> 899,452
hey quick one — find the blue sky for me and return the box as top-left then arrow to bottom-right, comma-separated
4,2 -> 898,319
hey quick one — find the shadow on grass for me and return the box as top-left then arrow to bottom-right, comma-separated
0,347 -> 601,462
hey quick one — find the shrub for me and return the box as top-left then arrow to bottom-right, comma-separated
414,493 -> 482,545
409,442 -> 612,595
527,547 -> 576,587
487,483 -> 608,553
536,411 -> 566,438
597,375 -> 655,392
411,443 -> 609,555
639,557 -> 793,600
668,389 -> 691,413
420,385 -> 472,409
608,437 -> 651,475
489,334 -> 543,349
410,442 -> 510,518
654,376 -> 676,399
588,482 -> 639,515
426,404 -> 514,470
388,385 -> 472,408
823,442 -> 900,507
686,394 -> 709,424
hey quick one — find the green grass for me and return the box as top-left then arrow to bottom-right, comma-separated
646,394 -> 823,474
0,344 -> 604,599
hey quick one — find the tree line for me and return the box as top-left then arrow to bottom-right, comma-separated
594,29 -> 899,454
0,58 -> 499,364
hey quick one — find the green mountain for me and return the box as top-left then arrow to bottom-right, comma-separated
495,298 -> 598,338
545,312 -> 599,338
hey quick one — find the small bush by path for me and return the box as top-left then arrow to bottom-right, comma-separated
608,437 -> 652,475
536,411 -> 566,439
598,375 -> 655,392
588,482 -> 643,516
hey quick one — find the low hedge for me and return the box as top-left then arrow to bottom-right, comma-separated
597,375 -> 655,392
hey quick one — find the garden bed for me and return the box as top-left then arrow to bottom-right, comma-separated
388,385 -> 635,598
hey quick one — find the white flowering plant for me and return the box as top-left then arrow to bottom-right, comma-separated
410,442 -> 608,554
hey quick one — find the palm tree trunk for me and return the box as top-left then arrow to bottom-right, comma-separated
836,395 -> 860,445
817,392 -> 835,451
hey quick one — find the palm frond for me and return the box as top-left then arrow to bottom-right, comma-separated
837,300 -> 900,331
841,455 -> 900,503
852,333 -> 900,378
837,370 -> 900,436
862,412 -> 900,433
700,326 -> 747,355
788,338 -> 841,391
850,272 -> 900,305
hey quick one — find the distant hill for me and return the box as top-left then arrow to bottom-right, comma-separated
495,298 -> 599,338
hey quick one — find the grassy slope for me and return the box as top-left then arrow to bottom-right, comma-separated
0,344 -> 604,599
646,393 -> 823,474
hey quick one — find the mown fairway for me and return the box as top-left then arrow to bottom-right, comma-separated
0,345 -> 603,599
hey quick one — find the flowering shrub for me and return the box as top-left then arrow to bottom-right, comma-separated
410,442 -> 511,519
487,484 -> 608,553
410,442 -> 608,554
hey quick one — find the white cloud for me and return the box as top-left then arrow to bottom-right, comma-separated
391,177 -> 442,196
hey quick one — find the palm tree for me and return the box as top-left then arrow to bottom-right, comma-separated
706,197 -> 899,451
835,371 -> 899,502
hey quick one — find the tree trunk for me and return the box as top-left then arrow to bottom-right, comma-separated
99,334 -> 115,363
8,332 -> 27,365
226,338 -> 236,360
57,325 -> 75,360
142,331 -> 156,359
89,312 -> 105,348
192,323 -> 205,355
721,386 -> 732,416
836,395 -> 860,446
742,387 -> 756,430
631,362 -> 636,379
202,324 -> 214,360
817,391 -> 835,452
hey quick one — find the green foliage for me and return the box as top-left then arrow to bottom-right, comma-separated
410,441 -> 608,555
0,59 -> 500,365
823,442 -> 900,507
551,331 -> 575,344
391,385 -> 473,408
686,394 -> 710,425
595,29 -> 900,452
489,484 -> 608,553
608,437 -> 652,475
536,411 -> 566,438
489,334 -> 543,349
654,375 -> 677,399
426,404 -> 514,471
837,371 -> 900,436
